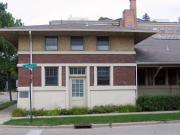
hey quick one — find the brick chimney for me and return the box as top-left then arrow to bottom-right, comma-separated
122,0 -> 137,28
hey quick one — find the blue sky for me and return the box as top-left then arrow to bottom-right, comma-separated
1,0 -> 180,25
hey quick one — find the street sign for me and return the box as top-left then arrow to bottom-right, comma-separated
22,64 -> 37,70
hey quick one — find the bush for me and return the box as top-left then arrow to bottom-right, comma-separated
47,109 -> 61,116
60,109 -> 71,115
12,108 -> 28,117
137,95 -> 180,111
69,107 -> 89,115
118,105 -> 138,113
90,105 -> 119,114
32,109 -> 47,116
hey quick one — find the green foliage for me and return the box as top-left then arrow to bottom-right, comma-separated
142,13 -> 150,21
47,109 -> 61,116
12,108 -> 28,117
32,109 -> 47,116
118,105 -> 138,113
69,107 -> 89,115
137,95 -> 180,111
90,105 -> 119,114
0,3 -> 23,28
60,109 -> 71,115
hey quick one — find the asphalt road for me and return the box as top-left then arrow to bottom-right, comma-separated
0,123 -> 180,135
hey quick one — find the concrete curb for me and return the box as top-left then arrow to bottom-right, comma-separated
1,120 -> 180,129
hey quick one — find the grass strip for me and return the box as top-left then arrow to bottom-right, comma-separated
4,112 -> 180,126
0,101 -> 17,111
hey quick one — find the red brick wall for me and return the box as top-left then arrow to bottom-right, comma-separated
90,66 -> 94,86
18,54 -> 135,64
114,66 -> 135,86
62,66 -> 66,86
18,67 -> 41,87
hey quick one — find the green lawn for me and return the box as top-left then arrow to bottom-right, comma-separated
4,112 -> 180,126
0,101 -> 17,111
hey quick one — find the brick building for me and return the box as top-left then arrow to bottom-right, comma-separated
2,0 -> 179,109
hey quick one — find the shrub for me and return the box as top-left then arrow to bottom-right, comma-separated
90,105 -> 119,114
60,109 -> 71,115
12,108 -> 28,117
118,105 -> 137,113
69,107 -> 89,115
137,95 -> 180,111
32,109 -> 47,116
47,109 -> 61,116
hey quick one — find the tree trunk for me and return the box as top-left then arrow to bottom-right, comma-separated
7,72 -> 12,102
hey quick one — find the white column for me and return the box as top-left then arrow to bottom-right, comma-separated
65,66 -> 69,108
87,66 -> 91,107
94,66 -> 97,86
110,66 -> 114,86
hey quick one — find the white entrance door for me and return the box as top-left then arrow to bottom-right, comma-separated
70,78 -> 86,107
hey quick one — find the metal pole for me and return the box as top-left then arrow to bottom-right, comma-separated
29,69 -> 32,125
29,30 -> 33,125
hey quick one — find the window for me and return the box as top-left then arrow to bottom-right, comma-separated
167,27 -> 174,33
176,27 -> 180,33
96,36 -> 110,51
168,68 -> 177,85
97,67 -> 110,85
45,67 -> 58,86
72,79 -> 84,97
70,67 -> 86,75
45,37 -> 58,51
71,36 -> 84,51
138,69 -> 146,85
159,27 -> 165,33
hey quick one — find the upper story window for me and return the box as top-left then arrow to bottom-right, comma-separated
71,36 -> 84,51
45,67 -> 58,86
176,27 -> 180,33
167,27 -> 174,33
97,67 -> 110,85
45,36 -> 58,51
96,36 -> 110,51
159,27 -> 165,33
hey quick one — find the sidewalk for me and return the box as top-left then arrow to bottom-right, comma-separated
0,104 -> 16,124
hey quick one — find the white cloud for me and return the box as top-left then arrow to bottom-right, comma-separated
1,0 -> 180,25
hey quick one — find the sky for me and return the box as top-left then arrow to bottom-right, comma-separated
1,0 -> 180,25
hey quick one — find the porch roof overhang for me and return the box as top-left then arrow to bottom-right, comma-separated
0,25 -> 155,48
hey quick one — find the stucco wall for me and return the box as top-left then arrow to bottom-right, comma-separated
18,35 -> 134,51
89,89 -> 136,107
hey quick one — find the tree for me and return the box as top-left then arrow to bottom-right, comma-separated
0,2 -> 22,101
142,13 -> 150,21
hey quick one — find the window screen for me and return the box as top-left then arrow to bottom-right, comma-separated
96,36 -> 110,51
71,36 -> 84,51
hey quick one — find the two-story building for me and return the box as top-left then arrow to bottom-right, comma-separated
0,0 -> 154,109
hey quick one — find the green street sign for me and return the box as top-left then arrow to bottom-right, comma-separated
22,64 -> 37,70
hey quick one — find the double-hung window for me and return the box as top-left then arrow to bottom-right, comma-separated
45,67 -> 58,86
96,36 -> 110,51
97,67 -> 110,85
71,36 -> 84,51
45,36 -> 58,51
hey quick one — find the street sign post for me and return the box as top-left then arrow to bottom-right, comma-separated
22,63 -> 37,125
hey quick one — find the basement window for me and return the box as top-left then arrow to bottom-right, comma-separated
96,36 -> 110,51
45,67 -> 58,86
45,36 -> 58,51
97,67 -> 110,85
